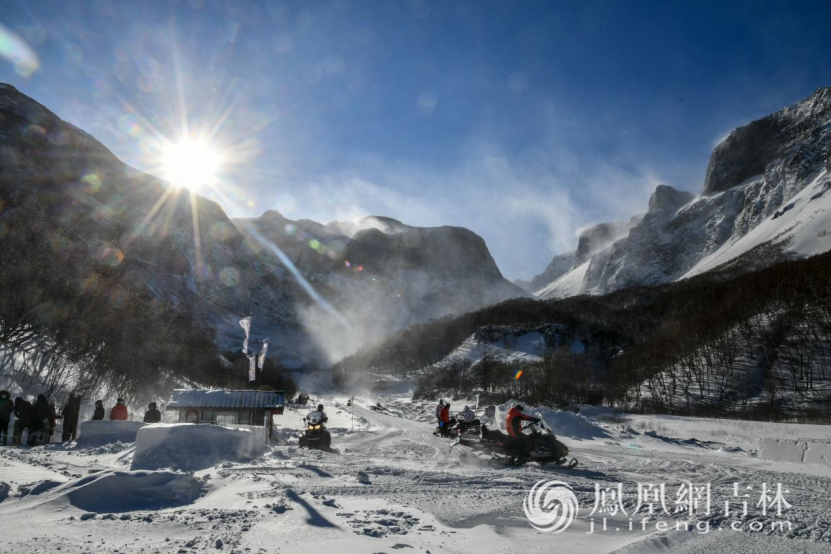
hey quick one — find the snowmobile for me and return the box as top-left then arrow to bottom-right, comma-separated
433,416 -> 482,438
298,412 -> 332,451
433,417 -> 459,438
451,420 -> 578,468
449,418 -> 482,437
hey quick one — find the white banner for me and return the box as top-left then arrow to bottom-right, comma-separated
258,339 -> 269,370
248,354 -> 256,382
239,316 -> 252,354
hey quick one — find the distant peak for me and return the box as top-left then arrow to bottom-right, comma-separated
648,184 -> 694,213
360,215 -> 404,226
260,209 -> 286,220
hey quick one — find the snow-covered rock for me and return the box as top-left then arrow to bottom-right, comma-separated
131,424 -> 266,471
424,324 -> 573,372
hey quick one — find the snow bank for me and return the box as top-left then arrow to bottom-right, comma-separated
131,424 -> 266,471
65,470 -> 203,513
804,441 -> 831,466
493,401 -> 608,440
75,420 -> 147,447
759,438 -> 831,468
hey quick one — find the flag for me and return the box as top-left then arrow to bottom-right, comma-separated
258,339 -> 269,370
247,353 -> 256,382
239,316 -> 251,355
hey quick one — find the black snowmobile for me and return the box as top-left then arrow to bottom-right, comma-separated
433,417 -> 457,438
433,415 -> 482,438
298,412 -> 332,451
451,420 -> 578,468
450,418 -> 482,437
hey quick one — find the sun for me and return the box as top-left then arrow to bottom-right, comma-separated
162,138 -> 223,191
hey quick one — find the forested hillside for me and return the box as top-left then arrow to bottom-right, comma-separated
335,251 -> 831,420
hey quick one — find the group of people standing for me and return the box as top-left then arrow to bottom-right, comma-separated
0,391 -> 60,446
0,392 -> 163,446
434,399 -> 477,437
91,398 -> 162,423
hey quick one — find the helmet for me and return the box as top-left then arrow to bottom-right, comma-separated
317,404 -> 324,412
117,397 -> 124,404
464,405 -> 469,410
515,405 -> 524,411
439,399 -> 444,403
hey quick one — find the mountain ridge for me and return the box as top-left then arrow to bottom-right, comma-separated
527,87 -> 831,299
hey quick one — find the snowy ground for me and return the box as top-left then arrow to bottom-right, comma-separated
1,393 -> 831,554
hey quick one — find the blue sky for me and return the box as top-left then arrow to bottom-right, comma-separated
2,1 -> 831,279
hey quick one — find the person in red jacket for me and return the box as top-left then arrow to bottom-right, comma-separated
110,398 -> 129,421
506,405 -> 540,438
439,403 -> 452,437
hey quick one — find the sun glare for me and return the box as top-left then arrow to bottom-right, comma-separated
162,138 -> 222,191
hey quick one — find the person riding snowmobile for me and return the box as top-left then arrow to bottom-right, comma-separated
453,405 -> 480,435
309,404 -> 329,427
506,405 -> 540,437
300,404 -> 331,450
506,405 -> 541,455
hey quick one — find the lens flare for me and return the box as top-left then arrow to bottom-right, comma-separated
162,137 -> 223,191
0,23 -> 40,77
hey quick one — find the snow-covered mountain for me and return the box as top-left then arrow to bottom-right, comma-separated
534,87 -> 831,299
0,84 -> 523,368
233,211 -> 527,363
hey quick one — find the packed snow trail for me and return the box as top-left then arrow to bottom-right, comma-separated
1,397 -> 831,553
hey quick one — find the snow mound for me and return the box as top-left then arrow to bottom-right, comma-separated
75,420 -> 147,447
131,424 -> 266,471
759,438 -> 831,467
65,471 -> 203,513
493,402 -> 608,440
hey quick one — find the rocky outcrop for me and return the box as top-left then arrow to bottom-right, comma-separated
514,252 -> 576,292
518,217 -> 638,293
648,185 -> 694,214
574,220 -> 637,266
704,87 -> 831,195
